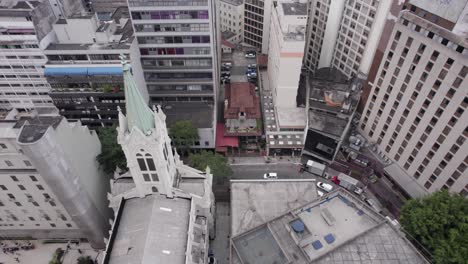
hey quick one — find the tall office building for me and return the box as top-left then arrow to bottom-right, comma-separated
0,109 -> 110,248
243,0 -> 273,53
0,0 -> 86,112
302,0 -> 395,78
359,0 -> 468,197
0,1 -> 53,111
219,0 -> 244,44
128,0 -> 220,148
43,10 -> 146,128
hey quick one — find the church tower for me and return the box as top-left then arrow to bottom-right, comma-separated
117,57 -> 178,198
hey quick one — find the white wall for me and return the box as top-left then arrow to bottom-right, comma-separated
318,0 -> 345,68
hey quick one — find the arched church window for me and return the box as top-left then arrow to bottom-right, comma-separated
152,186 -> 158,192
136,151 -> 159,182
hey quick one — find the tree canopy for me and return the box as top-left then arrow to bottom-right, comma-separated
96,126 -> 127,174
188,151 -> 232,177
400,190 -> 468,264
169,121 -> 199,153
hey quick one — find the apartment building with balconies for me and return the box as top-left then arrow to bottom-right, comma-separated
128,0 -> 220,148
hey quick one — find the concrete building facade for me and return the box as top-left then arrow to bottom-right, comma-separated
0,110 -> 110,248
128,0 -> 220,148
243,0 -> 273,53
219,0 -> 244,44
0,1 -> 53,110
267,0 -> 307,109
303,0 -> 395,78
43,11 -> 146,128
359,1 -> 468,197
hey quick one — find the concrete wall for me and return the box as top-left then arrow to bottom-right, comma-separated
18,119 -> 110,248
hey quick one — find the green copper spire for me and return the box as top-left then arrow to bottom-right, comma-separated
121,56 -> 155,134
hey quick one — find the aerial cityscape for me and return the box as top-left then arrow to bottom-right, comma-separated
0,0 -> 466,263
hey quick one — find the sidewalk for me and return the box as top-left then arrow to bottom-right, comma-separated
228,156 -> 301,165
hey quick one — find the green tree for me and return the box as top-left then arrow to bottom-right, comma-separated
169,121 -> 199,155
77,256 -> 94,264
188,151 -> 232,177
400,190 -> 468,264
96,126 -> 127,174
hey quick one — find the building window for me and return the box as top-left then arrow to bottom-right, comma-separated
0,143 -> 6,149
18,185 -> 25,190
36,185 -> 44,190
23,160 -> 32,167
136,151 -> 158,182
0,185 -> 7,190
29,176 -> 38,182
10,176 -> 18,182
5,160 -> 13,167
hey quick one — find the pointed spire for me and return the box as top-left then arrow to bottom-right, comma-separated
121,55 -> 155,134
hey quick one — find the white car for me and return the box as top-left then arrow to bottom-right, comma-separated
245,53 -> 256,58
263,172 -> 278,179
317,182 -> 333,192
222,62 -> 232,67
317,190 -> 324,197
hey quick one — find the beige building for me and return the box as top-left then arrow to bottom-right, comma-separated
359,1 -> 468,197
303,0 -> 396,78
219,0 -> 244,43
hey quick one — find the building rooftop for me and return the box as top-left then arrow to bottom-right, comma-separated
409,0 -> 468,24
0,0 -> 39,10
307,110 -> 348,138
16,116 -> 63,143
231,189 -> 429,264
160,102 -> 214,129
224,82 -> 261,119
281,2 -> 308,16
276,107 -> 306,129
220,0 -> 243,6
107,195 -> 191,264
308,67 -> 362,116
231,179 -> 319,237
45,41 -> 133,52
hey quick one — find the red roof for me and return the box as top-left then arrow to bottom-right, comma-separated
216,123 -> 238,151
257,54 -> 268,68
222,39 -> 235,48
224,82 -> 261,119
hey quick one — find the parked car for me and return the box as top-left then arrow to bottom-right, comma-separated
263,172 -> 278,179
245,51 -> 256,58
221,66 -> 230,72
221,72 -> 231,77
248,63 -> 257,69
208,256 -> 217,264
316,182 -> 333,192
365,198 -> 383,213
222,62 -> 232,68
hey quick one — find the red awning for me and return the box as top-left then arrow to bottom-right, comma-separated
216,123 -> 238,148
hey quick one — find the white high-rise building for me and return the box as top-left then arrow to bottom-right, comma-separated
0,1 -> 53,110
219,0 -> 244,44
268,0 -> 308,109
303,0 -> 395,78
0,109 -> 110,248
359,0 -> 468,197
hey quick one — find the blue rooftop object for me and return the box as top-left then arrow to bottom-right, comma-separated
324,234 -> 335,244
45,66 -> 123,76
312,240 -> 323,250
291,219 -> 305,233
44,67 -> 88,76
88,67 -> 122,75
305,208 -> 312,213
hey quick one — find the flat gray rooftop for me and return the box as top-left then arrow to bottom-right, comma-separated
16,116 -> 63,143
231,190 -> 429,264
45,42 -> 132,51
281,2 -> 308,16
108,194 -> 190,264
231,180 -> 318,236
276,107 -> 306,128
233,225 -> 288,264
160,102 -> 214,129
308,110 -> 348,137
